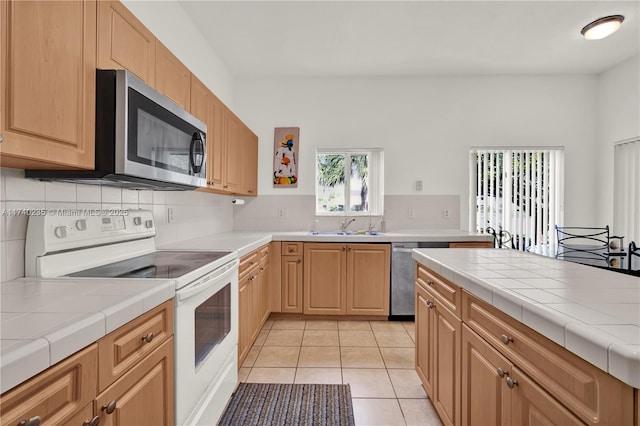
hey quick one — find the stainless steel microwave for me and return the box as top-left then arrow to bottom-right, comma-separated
27,70 -> 207,190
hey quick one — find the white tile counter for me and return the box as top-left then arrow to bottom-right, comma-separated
159,229 -> 492,255
0,278 -> 175,394
412,248 -> 640,388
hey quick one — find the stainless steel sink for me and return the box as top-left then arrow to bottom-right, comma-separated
308,230 -> 384,236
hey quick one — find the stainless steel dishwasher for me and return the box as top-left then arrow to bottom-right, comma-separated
390,242 -> 449,320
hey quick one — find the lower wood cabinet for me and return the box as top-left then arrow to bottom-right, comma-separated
281,242 -> 303,313
415,276 -> 461,426
0,344 -> 98,426
303,243 -> 390,316
416,263 -> 636,426
238,244 -> 272,366
96,337 -> 174,426
0,300 -> 175,426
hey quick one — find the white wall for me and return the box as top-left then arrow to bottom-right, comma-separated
595,55 -> 640,230
122,0 -> 235,107
234,75 -> 599,230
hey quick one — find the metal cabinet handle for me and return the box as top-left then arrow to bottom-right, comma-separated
102,400 -> 117,414
259,267 -> 265,272
288,248 -> 295,253
297,259 -> 301,264
500,335 -> 514,345
427,280 -> 434,286
142,332 -> 154,343
496,368 -> 508,378
426,300 -> 435,309
18,417 -> 41,426
506,377 -> 518,389
0,134 -> 3,143
83,416 -> 100,426
341,246 -> 346,251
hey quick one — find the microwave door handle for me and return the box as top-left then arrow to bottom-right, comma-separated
189,132 -> 205,174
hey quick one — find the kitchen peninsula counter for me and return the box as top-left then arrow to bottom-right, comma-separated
0,278 -> 175,393
412,247 -> 640,388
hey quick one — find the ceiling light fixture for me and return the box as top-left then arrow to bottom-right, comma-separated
581,15 -> 625,40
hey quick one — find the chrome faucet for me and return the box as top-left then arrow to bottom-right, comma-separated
341,217 -> 357,232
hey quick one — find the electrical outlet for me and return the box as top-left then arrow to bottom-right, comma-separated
167,208 -> 174,223
278,208 -> 288,220
443,209 -> 450,219
415,180 -> 423,191
408,208 -> 415,219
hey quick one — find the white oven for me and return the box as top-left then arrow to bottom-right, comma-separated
25,210 -> 240,426
175,258 -> 239,426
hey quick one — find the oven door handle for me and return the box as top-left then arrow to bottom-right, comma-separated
176,259 -> 239,302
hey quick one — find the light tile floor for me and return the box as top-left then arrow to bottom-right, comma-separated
239,319 -> 443,426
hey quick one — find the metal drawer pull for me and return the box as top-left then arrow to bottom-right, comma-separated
426,301 -> 435,309
83,416 -> 100,426
427,280 -> 434,286
102,400 -> 117,414
496,368 -> 508,378
18,417 -> 41,426
500,335 -> 513,345
142,332 -> 154,343
297,259 -> 301,264
506,377 -> 518,389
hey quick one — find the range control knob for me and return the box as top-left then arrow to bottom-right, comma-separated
144,220 -> 153,229
75,219 -> 87,231
54,226 -> 67,239
133,216 -> 142,226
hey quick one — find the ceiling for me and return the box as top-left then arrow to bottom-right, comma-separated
180,1 -> 640,77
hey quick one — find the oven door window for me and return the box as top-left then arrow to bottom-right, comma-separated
127,87 -> 206,178
194,283 -> 231,368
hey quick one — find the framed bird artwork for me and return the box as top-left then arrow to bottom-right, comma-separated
273,127 -> 299,187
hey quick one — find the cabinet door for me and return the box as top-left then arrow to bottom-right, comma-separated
209,94 -> 225,189
0,344 -> 97,426
155,41 -> 190,110
97,1 -> 155,86
346,244 -> 390,315
0,0 -> 96,169
223,112 -> 243,193
304,243 -> 347,315
259,258 -> 271,326
250,268 -> 261,343
432,297 -> 461,426
239,125 -> 258,196
510,367 -> 584,426
190,75 -> 216,189
96,337 -> 174,426
238,276 -> 252,364
415,282 -> 434,397
461,324 -> 512,426
281,255 -> 303,313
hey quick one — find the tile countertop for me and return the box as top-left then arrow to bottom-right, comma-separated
0,278 -> 175,394
158,230 -> 492,256
412,248 -> 640,389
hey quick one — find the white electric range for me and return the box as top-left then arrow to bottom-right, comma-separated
25,210 -> 239,426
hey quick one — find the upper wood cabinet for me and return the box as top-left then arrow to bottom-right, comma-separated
208,94 -> 226,189
155,41 -> 191,111
223,112 -> 243,193
0,0 -> 96,170
97,0 -> 156,86
237,124 -> 258,196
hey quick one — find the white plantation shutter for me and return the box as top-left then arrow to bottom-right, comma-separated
470,147 -> 564,250
614,138 -> 640,245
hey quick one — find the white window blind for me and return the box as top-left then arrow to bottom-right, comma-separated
613,138 -> 640,245
469,147 -> 564,250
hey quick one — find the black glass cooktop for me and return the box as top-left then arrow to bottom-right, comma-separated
67,251 -> 232,279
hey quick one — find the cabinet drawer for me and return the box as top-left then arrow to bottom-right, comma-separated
0,344 -> 98,426
449,241 -> 493,248
239,251 -> 259,277
462,291 -> 634,425
98,300 -> 174,392
416,265 -> 461,317
259,244 -> 270,261
282,242 -> 303,256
